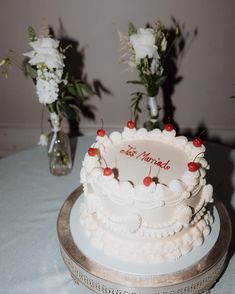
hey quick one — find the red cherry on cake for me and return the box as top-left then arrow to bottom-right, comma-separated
187,162 -> 200,172
143,176 -> 152,186
127,120 -> 135,129
193,138 -> 203,147
164,123 -> 174,132
97,119 -> 106,137
103,167 -> 112,176
97,128 -> 106,137
87,147 -> 97,156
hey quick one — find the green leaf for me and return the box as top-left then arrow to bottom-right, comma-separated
69,104 -> 80,112
155,76 -> 167,87
25,64 -> 37,79
84,84 -> 94,96
67,84 -> 77,96
60,91 -> 65,98
127,80 -> 143,85
75,82 -> 83,96
28,26 -> 37,42
129,92 -> 144,127
47,102 -> 57,114
67,81 -> 94,98
77,82 -> 94,96
59,102 -> 77,121
62,95 -> 76,100
128,22 -> 137,36
69,104 -> 80,121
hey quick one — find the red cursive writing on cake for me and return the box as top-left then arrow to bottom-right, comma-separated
120,145 -> 171,170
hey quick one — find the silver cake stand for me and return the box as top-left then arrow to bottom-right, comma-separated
57,186 -> 232,294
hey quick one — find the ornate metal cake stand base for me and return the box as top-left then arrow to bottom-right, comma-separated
57,186 -> 232,294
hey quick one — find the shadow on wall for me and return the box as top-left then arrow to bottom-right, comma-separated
161,19 -> 235,260
49,19 -> 112,137
161,17 -> 198,131
163,19 -> 235,148
182,122 -> 235,149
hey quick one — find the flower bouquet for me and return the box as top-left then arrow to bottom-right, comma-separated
120,20 -> 179,130
1,26 -> 93,175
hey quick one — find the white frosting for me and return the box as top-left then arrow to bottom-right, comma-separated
80,202 -> 214,262
80,126 -> 214,262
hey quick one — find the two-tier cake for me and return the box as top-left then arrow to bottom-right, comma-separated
79,122 -> 214,263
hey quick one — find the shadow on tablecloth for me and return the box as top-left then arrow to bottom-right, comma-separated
206,143 -> 235,262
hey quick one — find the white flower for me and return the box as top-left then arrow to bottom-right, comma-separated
36,78 -> 59,104
24,37 -> 64,69
38,133 -> 48,146
130,28 -> 158,61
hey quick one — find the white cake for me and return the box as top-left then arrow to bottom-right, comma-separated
79,123 -> 214,263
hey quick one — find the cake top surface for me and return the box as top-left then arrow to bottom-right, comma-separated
81,124 -> 209,203
104,139 -> 188,186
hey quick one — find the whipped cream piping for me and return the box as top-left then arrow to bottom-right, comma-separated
80,202 -> 214,262
80,125 -> 214,246
81,126 -> 209,206
84,195 -> 212,238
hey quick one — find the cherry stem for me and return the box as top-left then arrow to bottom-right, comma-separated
129,107 -> 133,121
102,156 -> 108,167
100,118 -> 104,129
198,130 -> 205,138
193,152 -> 204,162
148,166 -> 152,176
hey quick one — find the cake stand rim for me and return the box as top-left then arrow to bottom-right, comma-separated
57,185 -> 232,288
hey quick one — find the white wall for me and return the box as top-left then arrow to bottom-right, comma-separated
0,0 -> 235,156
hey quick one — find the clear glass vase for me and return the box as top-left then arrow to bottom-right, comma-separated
47,113 -> 72,176
143,96 -> 161,130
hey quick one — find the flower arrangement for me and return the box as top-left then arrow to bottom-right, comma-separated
24,27 -> 66,106
0,26 -> 93,145
120,20 -> 179,127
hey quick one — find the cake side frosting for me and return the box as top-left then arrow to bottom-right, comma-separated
80,125 -> 214,262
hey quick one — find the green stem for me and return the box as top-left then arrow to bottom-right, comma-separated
40,105 -> 45,133
7,56 -> 24,72
47,103 -> 55,113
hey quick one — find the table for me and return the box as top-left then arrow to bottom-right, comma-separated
0,136 -> 234,294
